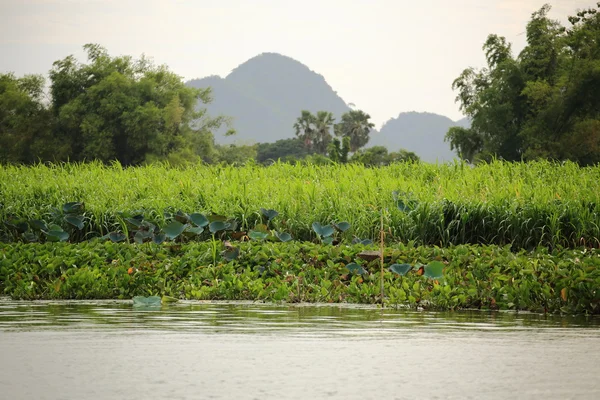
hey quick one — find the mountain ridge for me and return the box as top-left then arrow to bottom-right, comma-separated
186,52 -> 467,162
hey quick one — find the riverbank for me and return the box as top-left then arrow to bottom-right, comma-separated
1,241 -> 598,314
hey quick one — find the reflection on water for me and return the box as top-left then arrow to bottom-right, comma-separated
1,299 -> 599,400
0,299 -> 598,335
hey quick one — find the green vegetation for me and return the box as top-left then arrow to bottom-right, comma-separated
1,160 -> 600,249
1,44 -> 233,166
447,3 -> 600,165
1,241 -> 598,314
293,109 -> 379,162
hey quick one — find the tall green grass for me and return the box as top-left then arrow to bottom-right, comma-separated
1,160 -> 599,248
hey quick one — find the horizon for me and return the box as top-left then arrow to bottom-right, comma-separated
0,0 -> 594,128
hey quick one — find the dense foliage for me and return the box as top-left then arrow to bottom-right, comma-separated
446,3 -> 600,165
294,109 -> 376,157
1,241 -> 598,314
1,161 -> 599,249
1,44 -> 231,166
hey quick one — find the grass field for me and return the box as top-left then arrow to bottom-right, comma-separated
1,160 -> 599,248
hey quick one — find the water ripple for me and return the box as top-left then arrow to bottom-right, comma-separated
1,299 -> 599,336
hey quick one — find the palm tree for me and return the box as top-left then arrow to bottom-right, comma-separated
294,110 -> 316,151
313,111 -> 334,155
334,110 -> 375,152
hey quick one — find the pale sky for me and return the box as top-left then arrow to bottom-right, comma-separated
0,0 -> 594,127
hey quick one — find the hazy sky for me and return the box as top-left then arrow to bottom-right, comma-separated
0,0 -> 594,127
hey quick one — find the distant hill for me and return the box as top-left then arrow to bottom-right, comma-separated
186,53 -> 351,145
368,112 -> 469,163
188,53 -> 470,162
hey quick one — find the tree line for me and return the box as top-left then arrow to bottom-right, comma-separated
6,3 -> 594,168
446,3 -> 600,165
1,44 -> 233,166
0,43 -> 418,167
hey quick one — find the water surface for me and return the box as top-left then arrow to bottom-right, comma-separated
1,299 -> 599,399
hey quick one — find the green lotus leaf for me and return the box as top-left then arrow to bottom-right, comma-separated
209,221 -> 228,234
322,236 -> 334,245
275,231 -> 292,242
133,296 -> 161,307
222,246 -> 240,261
46,230 -> 69,242
153,232 -> 166,244
334,222 -> 351,232
185,226 -> 204,236
190,213 -> 209,227
29,219 -> 48,231
62,202 -> 84,214
260,208 -> 279,220
134,230 -> 152,244
174,210 -> 189,224
108,231 -> 126,243
346,263 -> 367,275
249,230 -> 269,241
424,261 -> 444,279
163,220 -> 186,240
125,217 -> 143,228
389,263 -> 413,276
65,215 -> 85,230
312,222 -> 334,238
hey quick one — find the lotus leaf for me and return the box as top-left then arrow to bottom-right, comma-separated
346,263 -> 367,275
133,296 -> 161,307
190,213 -> 209,227
389,263 -> 413,276
62,202 -> 84,214
163,220 -> 186,240
65,215 -> 85,230
275,231 -> 292,242
334,222 -> 351,232
209,221 -> 228,234
260,208 -> 279,220
249,230 -> 269,241
424,261 -> 444,279
312,222 -> 334,238
108,231 -> 126,242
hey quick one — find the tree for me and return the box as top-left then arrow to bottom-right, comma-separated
313,111 -> 335,154
256,138 -> 312,164
293,110 -> 333,155
0,73 -> 58,163
327,136 -> 350,163
49,43 -> 228,165
294,110 -> 316,151
388,149 -> 420,163
216,143 -> 257,165
447,3 -> 600,165
351,146 -> 420,166
445,126 -> 484,163
449,34 -> 526,162
334,110 -> 375,152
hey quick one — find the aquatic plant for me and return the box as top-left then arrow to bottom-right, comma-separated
1,160 -> 599,248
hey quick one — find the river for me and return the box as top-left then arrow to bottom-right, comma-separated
0,299 -> 599,399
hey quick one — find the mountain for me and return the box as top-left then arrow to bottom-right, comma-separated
186,53 -> 351,145
455,117 -> 471,128
187,53 -> 470,162
368,112 -> 468,163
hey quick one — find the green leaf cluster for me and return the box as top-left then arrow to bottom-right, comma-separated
447,3 -> 600,165
1,241 -> 598,314
1,44 -> 231,166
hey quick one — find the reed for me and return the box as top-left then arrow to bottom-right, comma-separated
1,159 -> 599,248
